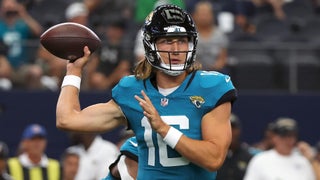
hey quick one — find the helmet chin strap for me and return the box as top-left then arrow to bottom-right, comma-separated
158,55 -> 186,76
160,67 -> 184,76
151,43 -> 192,76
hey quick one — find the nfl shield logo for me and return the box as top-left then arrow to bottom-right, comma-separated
160,98 -> 169,107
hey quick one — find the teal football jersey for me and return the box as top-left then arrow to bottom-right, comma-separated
120,136 -> 138,161
112,70 -> 237,180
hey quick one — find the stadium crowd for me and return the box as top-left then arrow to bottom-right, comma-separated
0,0 -> 320,91
0,0 -> 320,179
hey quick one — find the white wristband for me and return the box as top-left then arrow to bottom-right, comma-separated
163,127 -> 183,149
61,75 -> 81,90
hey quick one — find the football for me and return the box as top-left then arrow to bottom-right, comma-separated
40,22 -> 101,61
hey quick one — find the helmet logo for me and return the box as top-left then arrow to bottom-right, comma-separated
162,9 -> 185,23
164,25 -> 186,33
145,12 -> 154,25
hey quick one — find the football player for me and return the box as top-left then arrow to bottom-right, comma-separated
56,4 -> 237,179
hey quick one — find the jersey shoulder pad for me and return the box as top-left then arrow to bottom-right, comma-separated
117,75 -> 138,88
197,71 -> 230,88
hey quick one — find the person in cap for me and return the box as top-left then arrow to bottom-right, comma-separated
7,124 -> 60,180
216,113 -> 254,180
65,2 -> 89,25
0,141 -> 13,180
88,16 -> 132,90
244,117 -> 316,180
56,4 -> 237,180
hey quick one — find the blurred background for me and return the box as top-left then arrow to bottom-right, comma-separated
0,0 -> 319,159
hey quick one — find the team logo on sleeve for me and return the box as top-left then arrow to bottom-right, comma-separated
189,96 -> 205,108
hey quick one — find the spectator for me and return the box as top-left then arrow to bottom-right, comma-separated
216,113 -> 254,180
64,1 -> 98,90
0,141 -> 12,180
83,0 -> 133,34
0,41 -> 12,90
297,141 -> 320,180
0,55 -> 12,90
0,0 -> 42,68
251,0 -> 287,20
34,1 -> 91,91
0,0 -> 44,89
191,1 -> 230,73
67,132 -> 119,180
60,147 -> 80,180
251,122 -> 274,151
88,18 -> 132,90
34,46 -> 66,91
7,124 -> 61,180
244,117 -> 316,180
217,0 -> 258,41
65,2 -> 89,26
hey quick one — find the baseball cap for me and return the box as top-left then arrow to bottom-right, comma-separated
65,2 -> 88,20
0,141 -> 9,159
271,117 -> 298,136
22,124 -> 47,140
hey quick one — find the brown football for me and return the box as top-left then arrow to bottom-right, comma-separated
40,22 -> 101,61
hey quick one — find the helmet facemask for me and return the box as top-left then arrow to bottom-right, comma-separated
152,37 -> 195,76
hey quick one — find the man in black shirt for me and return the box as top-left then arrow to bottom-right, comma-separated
216,114 -> 254,180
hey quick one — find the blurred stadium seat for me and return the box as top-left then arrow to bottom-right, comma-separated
228,48 -> 275,90
283,0 -> 314,21
254,14 -> 291,42
272,49 -> 320,91
29,0 -> 68,29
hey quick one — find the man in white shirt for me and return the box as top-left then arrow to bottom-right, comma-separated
68,133 -> 119,180
244,117 -> 316,180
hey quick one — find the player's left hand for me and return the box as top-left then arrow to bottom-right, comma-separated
135,90 -> 167,132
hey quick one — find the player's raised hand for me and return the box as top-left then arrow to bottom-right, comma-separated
66,46 -> 91,76
135,90 -> 168,133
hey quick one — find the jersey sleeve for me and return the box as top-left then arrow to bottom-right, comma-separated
112,75 -> 140,104
112,76 -> 143,130
120,137 -> 138,162
199,71 -> 237,108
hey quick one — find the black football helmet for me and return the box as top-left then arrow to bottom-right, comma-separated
142,4 -> 198,76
